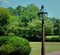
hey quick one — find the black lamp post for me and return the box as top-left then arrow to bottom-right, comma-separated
38,5 -> 48,55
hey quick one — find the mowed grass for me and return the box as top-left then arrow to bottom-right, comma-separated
29,42 -> 60,55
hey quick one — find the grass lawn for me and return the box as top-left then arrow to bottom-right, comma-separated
29,42 -> 60,55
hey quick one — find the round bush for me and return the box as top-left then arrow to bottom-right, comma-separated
0,36 -> 31,55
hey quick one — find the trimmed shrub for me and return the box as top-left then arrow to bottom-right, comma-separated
45,38 -> 52,42
45,37 -> 60,42
0,36 -> 31,55
51,37 -> 60,42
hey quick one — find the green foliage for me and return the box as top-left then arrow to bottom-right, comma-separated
0,7 -> 11,25
0,4 -> 60,41
8,7 -> 14,15
51,37 -> 60,42
59,24 -> 60,37
45,18 -> 54,35
28,18 -> 42,40
45,37 -> 60,42
58,20 -> 60,37
7,33 -> 15,36
52,18 -> 60,35
0,36 -> 31,55
28,18 -> 54,37
0,7 -> 11,36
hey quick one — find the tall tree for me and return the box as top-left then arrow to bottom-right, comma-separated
0,7 -> 11,36
8,7 -> 14,15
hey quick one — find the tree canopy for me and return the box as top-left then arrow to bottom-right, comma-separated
0,7 -> 11,36
0,4 -> 60,40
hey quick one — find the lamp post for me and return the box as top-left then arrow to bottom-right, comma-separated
38,5 -> 48,55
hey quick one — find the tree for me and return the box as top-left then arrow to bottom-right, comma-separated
28,18 -> 54,37
26,4 -> 39,20
59,24 -> 60,37
0,7 -> 11,36
13,5 -> 25,15
54,19 -> 60,35
8,7 -> 14,15
45,18 -> 54,35
28,18 -> 42,39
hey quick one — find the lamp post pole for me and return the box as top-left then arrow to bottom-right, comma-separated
41,5 -> 45,55
38,5 -> 48,55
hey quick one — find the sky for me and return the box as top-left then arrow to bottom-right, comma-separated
0,0 -> 60,18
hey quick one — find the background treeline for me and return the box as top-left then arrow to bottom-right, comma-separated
0,4 -> 60,41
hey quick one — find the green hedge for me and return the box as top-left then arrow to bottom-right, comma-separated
45,37 -> 60,42
28,37 -> 60,42
0,36 -> 31,55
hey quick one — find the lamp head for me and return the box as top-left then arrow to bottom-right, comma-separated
37,5 -> 48,18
